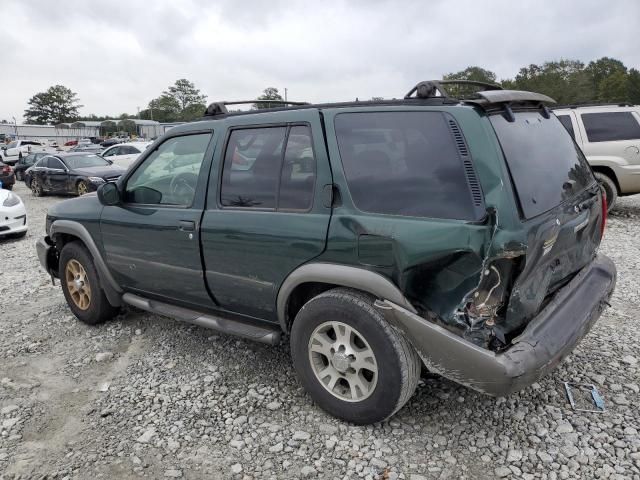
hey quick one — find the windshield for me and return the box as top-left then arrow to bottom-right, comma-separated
490,111 -> 595,219
64,154 -> 110,169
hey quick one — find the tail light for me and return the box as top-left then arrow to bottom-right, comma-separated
600,189 -> 607,239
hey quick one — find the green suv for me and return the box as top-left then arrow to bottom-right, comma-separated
36,81 -> 616,424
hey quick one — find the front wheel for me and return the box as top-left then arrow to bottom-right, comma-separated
290,288 -> 421,424
59,242 -> 119,325
31,178 -> 44,196
76,180 -> 89,196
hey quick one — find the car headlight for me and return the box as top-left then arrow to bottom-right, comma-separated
3,192 -> 20,207
88,177 -> 105,184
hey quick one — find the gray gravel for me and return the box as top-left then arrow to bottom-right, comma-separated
1,181 -> 639,479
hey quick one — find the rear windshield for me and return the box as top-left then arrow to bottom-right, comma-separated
334,111 -> 479,220
490,111 -> 594,219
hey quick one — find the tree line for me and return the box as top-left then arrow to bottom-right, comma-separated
12,56 -> 640,126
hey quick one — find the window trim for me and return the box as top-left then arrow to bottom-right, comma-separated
121,130 -> 214,209
217,122 -> 317,213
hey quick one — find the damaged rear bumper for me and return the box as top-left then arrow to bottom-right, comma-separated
376,254 -> 617,396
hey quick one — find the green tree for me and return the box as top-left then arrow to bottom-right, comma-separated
585,57 -> 627,95
598,70 -> 629,103
510,60 -> 594,104
627,68 -> 640,105
24,85 -> 82,124
444,66 -> 497,83
143,94 -> 181,122
163,79 -> 207,118
253,87 -> 283,109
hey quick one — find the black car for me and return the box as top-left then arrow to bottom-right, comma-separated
100,138 -> 121,148
14,152 -> 50,181
30,153 -> 125,197
0,161 -> 15,190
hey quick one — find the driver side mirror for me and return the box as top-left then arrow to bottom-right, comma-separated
97,182 -> 121,206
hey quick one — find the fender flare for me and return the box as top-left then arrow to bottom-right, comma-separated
276,262 -> 417,332
50,219 -> 123,306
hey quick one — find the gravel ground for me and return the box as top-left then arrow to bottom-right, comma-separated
1,181 -> 639,480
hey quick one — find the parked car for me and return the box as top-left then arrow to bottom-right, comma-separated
64,140 -> 78,147
29,153 -> 125,197
1,140 -> 49,164
554,104 -> 640,211
100,138 -> 122,148
0,189 -> 27,238
68,144 -> 104,154
36,81 -> 616,424
101,142 -> 151,168
13,152 -> 50,181
0,161 -> 15,190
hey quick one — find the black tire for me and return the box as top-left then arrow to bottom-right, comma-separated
59,241 -> 119,325
595,172 -> 617,213
290,288 -> 421,424
31,177 -> 44,197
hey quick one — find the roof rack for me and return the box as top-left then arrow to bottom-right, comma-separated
404,80 -> 503,99
204,100 -> 310,117
552,102 -> 634,110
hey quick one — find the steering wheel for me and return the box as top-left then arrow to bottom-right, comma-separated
169,172 -> 198,202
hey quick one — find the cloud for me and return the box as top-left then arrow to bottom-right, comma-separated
1,0 -> 638,121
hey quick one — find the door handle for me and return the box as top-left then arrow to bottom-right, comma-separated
179,220 -> 196,232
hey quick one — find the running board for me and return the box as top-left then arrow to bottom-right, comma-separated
122,293 -> 281,345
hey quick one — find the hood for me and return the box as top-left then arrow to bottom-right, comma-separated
72,164 -> 126,178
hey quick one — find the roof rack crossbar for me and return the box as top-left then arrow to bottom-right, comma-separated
404,80 -> 503,99
204,100 -> 311,117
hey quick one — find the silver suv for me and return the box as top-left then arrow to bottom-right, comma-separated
554,104 -> 640,211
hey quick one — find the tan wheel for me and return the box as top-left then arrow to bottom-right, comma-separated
65,259 -> 92,310
77,181 -> 89,196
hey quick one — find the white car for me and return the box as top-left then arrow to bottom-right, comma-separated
101,142 -> 151,169
0,190 -> 27,238
1,140 -> 50,165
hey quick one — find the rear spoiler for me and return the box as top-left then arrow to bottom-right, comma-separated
465,90 -> 556,106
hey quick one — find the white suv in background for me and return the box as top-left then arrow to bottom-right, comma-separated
1,140 -> 50,165
101,142 -> 151,169
554,104 -> 640,211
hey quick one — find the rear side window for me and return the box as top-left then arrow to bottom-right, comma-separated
556,114 -> 575,139
334,111 -> 479,220
581,112 -> 640,142
491,112 -> 594,219
220,125 -> 316,210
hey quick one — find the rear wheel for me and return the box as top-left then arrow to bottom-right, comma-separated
290,288 -> 421,424
595,172 -> 617,213
59,242 -> 119,325
31,177 -> 44,196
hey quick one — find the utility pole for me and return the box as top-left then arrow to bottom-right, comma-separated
285,88 -> 288,102
12,116 -> 18,138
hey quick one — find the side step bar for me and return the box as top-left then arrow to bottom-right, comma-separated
122,293 -> 281,345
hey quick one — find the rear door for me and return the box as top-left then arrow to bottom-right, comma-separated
200,110 -> 331,321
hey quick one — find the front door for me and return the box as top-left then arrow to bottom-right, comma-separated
100,131 -> 216,309
201,110 -> 332,321
47,157 -> 70,192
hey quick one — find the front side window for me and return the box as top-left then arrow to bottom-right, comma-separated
220,125 -> 317,210
102,147 -> 119,157
125,133 -> 211,206
334,111 -> 478,219
581,112 -> 640,142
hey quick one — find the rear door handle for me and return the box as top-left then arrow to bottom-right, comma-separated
179,220 -> 196,232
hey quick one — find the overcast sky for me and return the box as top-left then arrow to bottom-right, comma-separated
2,0 -> 639,122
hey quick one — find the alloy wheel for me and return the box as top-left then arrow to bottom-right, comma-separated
65,259 -> 92,310
308,321 -> 378,402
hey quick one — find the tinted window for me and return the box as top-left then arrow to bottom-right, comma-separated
279,126 -> 316,210
49,158 -> 66,169
65,155 -> 109,169
334,112 -> 477,219
582,112 -> 640,142
125,133 -> 211,206
220,127 -> 286,208
103,147 -> 119,157
556,115 -> 575,139
490,112 -> 594,219
121,146 -> 141,154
